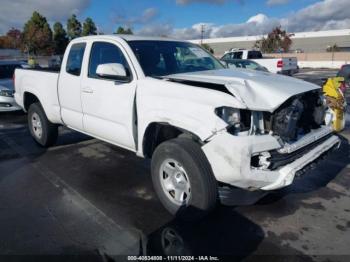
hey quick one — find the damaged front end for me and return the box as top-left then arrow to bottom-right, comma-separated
203,90 -> 341,191
163,70 -> 340,191
251,90 -> 335,171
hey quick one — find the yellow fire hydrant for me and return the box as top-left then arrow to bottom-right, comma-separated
323,77 -> 347,132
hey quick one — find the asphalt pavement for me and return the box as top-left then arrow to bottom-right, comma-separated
0,70 -> 349,261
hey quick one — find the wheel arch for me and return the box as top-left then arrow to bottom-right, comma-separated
23,91 -> 40,111
141,122 -> 203,159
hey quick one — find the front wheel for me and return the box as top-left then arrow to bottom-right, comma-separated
28,102 -> 58,147
151,138 -> 218,220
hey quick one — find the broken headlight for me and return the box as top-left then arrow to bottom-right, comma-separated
215,107 -> 251,133
215,107 -> 241,127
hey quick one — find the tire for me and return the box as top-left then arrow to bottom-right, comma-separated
151,138 -> 218,220
28,102 -> 58,147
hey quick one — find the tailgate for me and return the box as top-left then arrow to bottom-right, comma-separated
282,57 -> 298,71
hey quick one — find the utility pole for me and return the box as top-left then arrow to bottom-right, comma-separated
200,24 -> 205,45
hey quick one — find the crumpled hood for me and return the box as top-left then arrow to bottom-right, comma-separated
166,69 -> 320,112
0,79 -> 14,91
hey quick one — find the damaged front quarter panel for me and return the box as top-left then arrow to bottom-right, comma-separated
202,132 -> 282,189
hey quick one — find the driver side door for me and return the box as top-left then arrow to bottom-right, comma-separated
81,41 -> 137,151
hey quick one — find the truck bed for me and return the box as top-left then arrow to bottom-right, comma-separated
14,68 -> 63,125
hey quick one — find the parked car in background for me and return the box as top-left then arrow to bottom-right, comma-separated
14,35 -> 339,218
337,64 -> 350,89
0,60 -> 28,112
222,49 -> 298,75
221,58 -> 269,72
294,49 -> 304,53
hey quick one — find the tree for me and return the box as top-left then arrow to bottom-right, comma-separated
201,43 -> 214,54
0,37 -> 5,48
82,17 -> 97,36
53,22 -> 69,55
254,26 -> 293,53
67,14 -> 82,40
115,26 -> 133,34
0,36 -> 10,48
6,28 -> 22,49
22,11 -> 53,55
0,28 -> 22,49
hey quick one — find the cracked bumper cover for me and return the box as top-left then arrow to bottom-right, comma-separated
202,128 -> 340,191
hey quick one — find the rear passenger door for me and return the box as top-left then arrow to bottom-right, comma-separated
58,42 -> 87,131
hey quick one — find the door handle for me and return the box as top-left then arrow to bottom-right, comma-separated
82,87 -> 94,94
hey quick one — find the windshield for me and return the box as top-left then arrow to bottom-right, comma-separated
0,64 -> 21,79
128,40 -> 224,77
226,60 -> 267,72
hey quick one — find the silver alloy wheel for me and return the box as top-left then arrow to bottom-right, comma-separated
159,159 -> 191,206
31,112 -> 43,139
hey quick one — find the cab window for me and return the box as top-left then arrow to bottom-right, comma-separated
88,42 -> 131,79
233,52 -> 243,59
66,43 -> 86,76
221,53 -> 232,60
247,51 -> 263,59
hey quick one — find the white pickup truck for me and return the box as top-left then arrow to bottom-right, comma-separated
222,49 -> 298,75
14,35 -> 339,218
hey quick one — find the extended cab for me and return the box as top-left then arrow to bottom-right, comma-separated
14,35 -> 339,218
222,49 -> 298,75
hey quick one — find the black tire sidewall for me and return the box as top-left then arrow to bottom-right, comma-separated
151,138 -> 217,218
28,103 -> 54,147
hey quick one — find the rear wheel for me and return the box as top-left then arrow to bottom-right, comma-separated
28,103 -> 58,147
151,138 -> 218,220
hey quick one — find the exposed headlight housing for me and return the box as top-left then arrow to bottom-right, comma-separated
215,107 -> 241,127
215,107 -> 251,133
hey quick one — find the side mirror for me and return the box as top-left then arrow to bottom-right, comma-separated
96,63 -> 130,82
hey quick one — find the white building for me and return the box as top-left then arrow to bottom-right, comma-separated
190,29 -> 350,56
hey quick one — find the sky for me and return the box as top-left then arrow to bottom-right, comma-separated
0,0 -> 349,39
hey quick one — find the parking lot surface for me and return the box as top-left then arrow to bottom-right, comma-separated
0,70 -> 350,261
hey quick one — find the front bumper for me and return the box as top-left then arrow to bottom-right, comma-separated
0,95 -> 22,112
202,126 -> 340,191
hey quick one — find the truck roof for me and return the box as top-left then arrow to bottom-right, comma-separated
71,34 -> 184,43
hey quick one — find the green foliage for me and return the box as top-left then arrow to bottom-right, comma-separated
115,26 -> 133,35
22,11 -> 53,55
82,17 -> 97,36
201,43 -> 214,54
53,22 -> 68,55
67,14 -> 82,40
254,26 -> 293,53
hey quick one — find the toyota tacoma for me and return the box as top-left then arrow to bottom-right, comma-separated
14,35 -> 340,218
